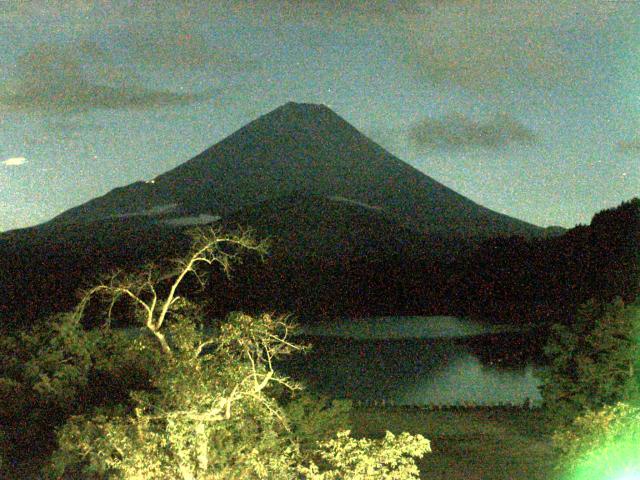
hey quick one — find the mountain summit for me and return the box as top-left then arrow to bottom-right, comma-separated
50,102 -> 541,238
1,102 -> 552,324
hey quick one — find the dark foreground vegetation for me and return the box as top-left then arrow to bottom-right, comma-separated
1,198 -> 638,332
1,213 -> 639,478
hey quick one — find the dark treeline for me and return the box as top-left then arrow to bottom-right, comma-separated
210,197 -> 639,327
451,197 -> 639,325
0,218 -> 191,330
0,198 -> 637,332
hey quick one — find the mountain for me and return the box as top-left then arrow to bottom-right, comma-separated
1,102 -> 551,328
0,193 -> 463,326
220,192 -> 475,261
48,102 -> 542,239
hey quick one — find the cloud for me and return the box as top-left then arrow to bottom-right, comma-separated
266,0 -> 427,16
408,112 -> 537,149
399,0 -> 629,93
5,0 -> 630,101
226,0 -> 631,95
0,43 -> 218,113
618,138 -> 640,153
117,30 -> 255,73
1,3 -> 257,75
2,157 -> 27,166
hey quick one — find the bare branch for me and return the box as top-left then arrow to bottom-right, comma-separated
194,338 -> 216,358
73,228 -> 269,358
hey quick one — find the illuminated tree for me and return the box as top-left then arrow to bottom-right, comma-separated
552,403 -> 640,479
74,226 -> 269,355
547,298 -> 640,477
44,227 -> 430,479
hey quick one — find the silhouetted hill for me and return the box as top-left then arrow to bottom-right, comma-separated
48,102 -> 542,239
220,192 -> 473,261
449,198 -> 640,325
0,186 -> 470,323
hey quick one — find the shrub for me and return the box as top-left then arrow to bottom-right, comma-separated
298,430 -> 430,480
552,402 -> 640,479
540,297 -> 640,424
0,312 -> 160,474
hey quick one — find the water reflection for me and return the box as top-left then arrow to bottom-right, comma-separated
279,317 -> 544,406
396,353 -> 542,406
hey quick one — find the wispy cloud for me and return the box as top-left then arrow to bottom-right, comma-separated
618,137 -> 640,153
261,0 -> 637,118
229,0 -> 630,96
408,112 -> 538,150
2,157 -> 27,166
117,30 -> 255,73
398,1 -> 628,94
0,43 -> 218,113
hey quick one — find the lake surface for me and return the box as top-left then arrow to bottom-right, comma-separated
277,316 -> 545,407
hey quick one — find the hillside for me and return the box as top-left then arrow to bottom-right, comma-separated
47,102 -> 542,239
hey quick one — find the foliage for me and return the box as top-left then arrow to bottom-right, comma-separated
48,312 -> 303,480
298,430 -> 430,480
552,402 -> 640,479
540,296 -> 640,423
283,392 -> 353,453
0,312 -> 159,472
47,312 -> 430,480
0,312 -> 159,409
1,312 -> 92,409
38,227 -> 431,479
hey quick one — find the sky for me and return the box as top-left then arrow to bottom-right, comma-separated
0,0 -> 638,232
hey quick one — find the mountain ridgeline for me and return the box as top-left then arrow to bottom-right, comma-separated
48,102 -> 541,238
0,103 -> 638,330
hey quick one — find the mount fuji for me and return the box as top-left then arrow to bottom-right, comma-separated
47,102 -> 541,238
1,102 -> 548,326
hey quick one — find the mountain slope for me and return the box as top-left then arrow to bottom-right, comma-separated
0,193 -> 458,326
49,102 -> 542,239
1,102 -> 553,326
220,192 -> 475,261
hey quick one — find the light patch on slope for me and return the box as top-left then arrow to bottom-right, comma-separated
164,214 -> 221,226
113,203 -> 179,219
329,195 -> 382,211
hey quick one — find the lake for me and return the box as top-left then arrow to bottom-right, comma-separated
277,316 -> 546,407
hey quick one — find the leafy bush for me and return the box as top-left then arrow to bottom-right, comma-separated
552,402 -> 640,479
0,313 -> 159,473
540,297 -> 640,423
298,430 -> 430,480
283,392 -> 353,452
547,298 -> 640,478
47,312 -> 302,479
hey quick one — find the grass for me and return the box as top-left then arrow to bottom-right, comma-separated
350,406 -> 559,480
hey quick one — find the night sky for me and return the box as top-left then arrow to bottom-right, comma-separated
0,1 -> 638,232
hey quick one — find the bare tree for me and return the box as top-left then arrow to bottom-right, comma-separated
74,226 -> 268,355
